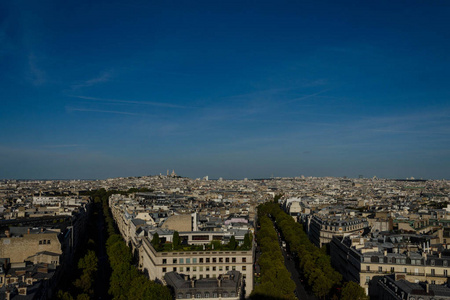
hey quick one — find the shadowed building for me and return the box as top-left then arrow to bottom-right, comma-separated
164,270 -> 243,300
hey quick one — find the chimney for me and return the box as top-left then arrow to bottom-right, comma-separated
426,282 -> 430,294
5,230 -> 10,238
5,289 -> 10,300
191,279 -> 195,288
41,228 -> 44,233
28,228 -> 30,235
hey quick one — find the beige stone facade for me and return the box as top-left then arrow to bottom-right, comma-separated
140,237 -> 254,298
0,231 -> 62,264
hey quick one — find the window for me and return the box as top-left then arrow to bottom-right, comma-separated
219,258 -> 223,263
186,267 -> 190,272
39,240 -> 43,245
173,267 -> 177,272
242,266 -> 246,271
173,259 -> 177,264
179,258 -> 184,264
444,270 -> 448,276
193,267 -> 197,271
206,274 -> 210,278
219,266 -> 223,271
178,293 -> 184,299
205,292 -> 210,298
242,257 -> 246,263
43,240 -> 47,244
226,266 -> 229,271
223,292 -> 228,297
213,258 -> 216,263
431,269 -> 435,276
163,267 -> 167,272
213,266 -> 216,271
206,267 -> 210,271
186,293 -> 191,299
232,266 -> 236,270
366,276 -> 370,283
391,267 -> 395,273
163,259 -> 167,264
226,258 -> 230,263
378,267 -> 382,272
213,292 -> 218,298
206,258 -> 210,263
195,292 -> 201,298
366,266 -> 370,271
232,258 -> 236,263
431,260 -> 435,266
200,267 -> 203,271
180,267 -> 184,272
186,258 -> 190,264
200,258 -> 204,263
47,240 -> 51,244
193,258 -> 197,263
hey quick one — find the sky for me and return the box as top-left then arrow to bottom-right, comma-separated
1,0 -> 449,180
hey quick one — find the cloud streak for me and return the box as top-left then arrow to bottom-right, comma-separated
71,71 -> 113,89
70,95 -> 196,109
66,107 -> 148,116
28,53 -> 46,86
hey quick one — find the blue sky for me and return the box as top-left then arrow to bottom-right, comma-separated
1,0 -> 449,180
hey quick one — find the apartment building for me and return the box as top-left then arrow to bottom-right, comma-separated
0,228 -> 62,265
308,213 -> 369,247
375,274 -> 450,300
164,270 -> 243,300
331,236 -> 450,295
140,237 -> 254,298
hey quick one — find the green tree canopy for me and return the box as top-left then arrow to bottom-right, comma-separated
341,281 -> 368,300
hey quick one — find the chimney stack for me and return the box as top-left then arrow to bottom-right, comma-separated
5,230 -> 10,238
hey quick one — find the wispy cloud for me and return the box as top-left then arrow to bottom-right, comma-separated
71,71 -> 113,89
40,144 -> 83,149
282,89 -> 331,104
66,107 -> 148,116
70,95 -> 196,109
28,53 -> 46,86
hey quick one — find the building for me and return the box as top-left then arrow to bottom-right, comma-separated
375,274 -> 450,300
140,237 -> 254,298
0,228 -> 62,265
308,213 -> 369,247
164,270 -> 243,299
330,235 -> 450,295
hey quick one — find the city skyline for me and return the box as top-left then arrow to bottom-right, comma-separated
1,1 -> 449,180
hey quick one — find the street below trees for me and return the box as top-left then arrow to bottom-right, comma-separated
273,220 -> 317,300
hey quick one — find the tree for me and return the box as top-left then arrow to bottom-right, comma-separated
151,232 -> 160,249
173,231 -> 180,250
57,290 -> 74,300
242,232 -> 252,250
341,281 -> 368,300
228,235 -> 236,250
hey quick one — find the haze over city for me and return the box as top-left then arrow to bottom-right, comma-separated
1,1 -> 449,180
